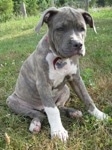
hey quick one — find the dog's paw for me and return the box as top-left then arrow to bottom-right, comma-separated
29,119 -> 41,134
88,107 -> 109,120
96,112 -> 108,120
67,109 -> 83,118
51,127 -> 68,142
70,110 -> 83,118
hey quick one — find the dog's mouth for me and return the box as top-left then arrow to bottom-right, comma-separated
72,49 -> 83,56
58,48 -> 84,58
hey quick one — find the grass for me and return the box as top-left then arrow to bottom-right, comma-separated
0,7 -> 112,150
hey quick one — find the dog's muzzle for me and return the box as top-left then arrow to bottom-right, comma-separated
71,40 -> 82,49
70,40 -> 83,56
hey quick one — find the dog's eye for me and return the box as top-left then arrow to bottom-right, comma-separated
56,26 -> 65,32
80,27 -> 85,32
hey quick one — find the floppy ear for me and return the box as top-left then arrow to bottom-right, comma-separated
35,7 -> 58,33
78,9 -> 97,33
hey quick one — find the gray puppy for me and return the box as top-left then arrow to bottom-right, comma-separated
7,7 -> 108,142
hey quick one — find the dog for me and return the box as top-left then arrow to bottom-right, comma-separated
6,7 -> 108,142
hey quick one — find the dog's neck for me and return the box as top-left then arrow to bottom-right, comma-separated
45,35 -> 64,69
45,35 -> 49,43
45,34 -> 62,56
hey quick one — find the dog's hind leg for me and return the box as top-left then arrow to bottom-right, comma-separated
59,107 -> 83,118
27,109 -> 46,134
55,85 -> 70,107
6,93 -> 46,134
55,85 -> 82,118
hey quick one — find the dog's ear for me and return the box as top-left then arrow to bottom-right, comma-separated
79,9 -> 97,33
35,7 -> 58,33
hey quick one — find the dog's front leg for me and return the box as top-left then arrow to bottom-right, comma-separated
44,106 -> 68,141
36,75 -> 68,142
69,71 -> 108,120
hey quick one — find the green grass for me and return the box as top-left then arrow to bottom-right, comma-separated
0,7 -> 112,150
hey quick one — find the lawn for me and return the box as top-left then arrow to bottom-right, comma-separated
0,7 -> 112,150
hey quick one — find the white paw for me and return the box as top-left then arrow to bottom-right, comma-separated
44,106 -> 68,141
88,107 -> 109,120
29,120 -> 41,133
51,127 -> 68,142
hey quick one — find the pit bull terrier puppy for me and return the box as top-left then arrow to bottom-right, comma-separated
6,7 -> 108,142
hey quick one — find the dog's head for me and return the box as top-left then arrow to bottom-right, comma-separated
35,7 -> 96,58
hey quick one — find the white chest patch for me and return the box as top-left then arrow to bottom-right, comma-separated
46,53 -> 77,87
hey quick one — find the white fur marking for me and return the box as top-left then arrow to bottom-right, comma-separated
44,106 -> 68,141
70,32 -> 86,56
29,121 -> 41,132
88,107 -> 108,120
81,46 -> 85,56
70,33 -> 80,42
46,53 -> 77,87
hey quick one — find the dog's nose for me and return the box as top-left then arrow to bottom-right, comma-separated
71,40 -> 82,50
